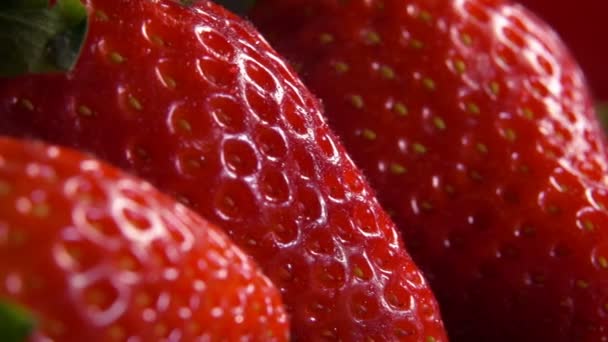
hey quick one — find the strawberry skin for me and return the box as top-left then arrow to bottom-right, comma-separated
0,0 -> 447,340
250,0 -> 608,340
0,137 -> 288,341
519,0 -> 608,100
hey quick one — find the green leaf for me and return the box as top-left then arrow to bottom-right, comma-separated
212,0 -> 256,16
0,0 -> 89,77
0,300 -> 35,342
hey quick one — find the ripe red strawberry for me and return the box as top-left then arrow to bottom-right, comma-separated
0,0 -> 447,340
249,0 -> 608,340
0,137 -> 288,341
517,0 -> 608,100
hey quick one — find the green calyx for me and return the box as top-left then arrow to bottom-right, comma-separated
211,0 -> 256,16
597,102 -> 608,134
0,0 -> 89,77
0,300 -> 35,342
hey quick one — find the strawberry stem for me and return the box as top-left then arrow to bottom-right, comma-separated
0,300 -> 35,342
211,0 -> 256,15
0,0 -> 88,77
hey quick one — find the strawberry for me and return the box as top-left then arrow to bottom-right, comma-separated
0,0 -> 447,340
249,0 -> 608,340
518,0 -> 608,100
0,136 -> 288,341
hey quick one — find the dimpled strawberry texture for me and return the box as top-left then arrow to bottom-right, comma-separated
0,0 -> 446,340
251,0 -> 608,340
0,138 -> 288,341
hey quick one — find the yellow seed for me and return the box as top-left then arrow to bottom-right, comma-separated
522,107 -> 534,119
160,73 -> 177,89
20,99 -> 34,111
555,182 -> 568,192
364,31 -> 381,45
178,119 -> 192,133
65,246 -> 82,262
423,77 -> 435,91
119,256 -> 137,271
426,337 -> 437,342
454,59 -> 466,74
319,33 -> 334,44
78,105 -> 93,117
576,280 -> 589,289
150,35 -> 165,46
95,10 -> 109,21
470,171 -> 483,181
489,81 -> 500,95
353,267 -> 364,278
390,163 -> 407,175
188,158 -> 202,169
583,220 -> 595,231
393,102 -> 408,116
8,230 -> 27,246
380,65 -> 396,79
350,95 -> 364,109
154,323 -> 168,337
136,147 -> 149,161
419,10 -> 432,22
598,256 -> 608,269
461,33 -> 473,46
109,52 -> 125,64
532,274 -> 545,284
187,322 -> 201,334
321,330 -> 335,338
410,39 -> 424,49
467,102 -> 480,115
87,289 -> 107,307
476,143 -> 488,154
128,95 -> 143,111
224,196 -> 235,208
504,128 -> 517,141
362,129 -> 377,141
413,143 -> 427,154
334,62 -> 349,73
135,292 -> 151,306
522,226 -> 535,236
47,319 -> 65,336
433,117 -> 446,130
107,325 -> 125,340
32,203 -> 50,218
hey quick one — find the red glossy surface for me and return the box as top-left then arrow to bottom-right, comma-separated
251,0 -> 608,340
0,137 -> 288,341
0,0 -> 446,340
